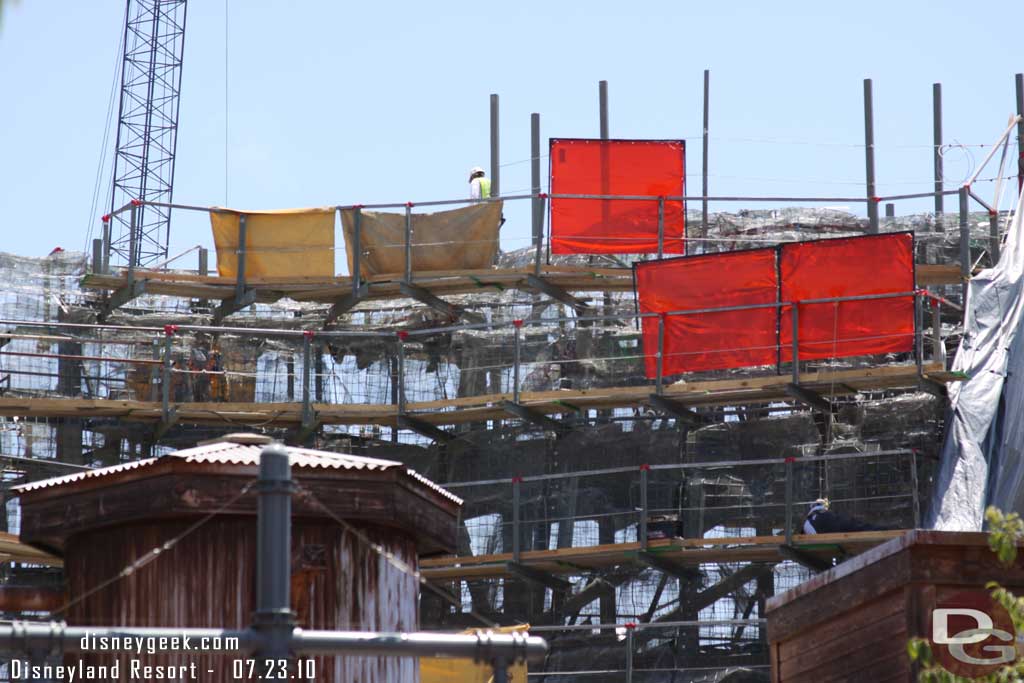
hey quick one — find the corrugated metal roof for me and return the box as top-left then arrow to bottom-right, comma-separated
14,436 -> 462,504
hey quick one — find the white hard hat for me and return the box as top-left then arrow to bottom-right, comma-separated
810,497 -> 830,511
468,166 -> 486,181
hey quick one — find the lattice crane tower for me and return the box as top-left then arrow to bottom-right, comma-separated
107,0 -> 188,267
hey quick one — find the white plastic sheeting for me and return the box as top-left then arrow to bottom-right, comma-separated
930,184 -> 1024,530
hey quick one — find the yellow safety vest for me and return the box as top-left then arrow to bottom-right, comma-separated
478,177 -> 491,199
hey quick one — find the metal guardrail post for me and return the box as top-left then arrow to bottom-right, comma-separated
639,465 -> 649,551
397,331 -> 408,414
235,214 -> 248,302
512,477 -> 521,563
492,660 -> 509,683
198,248 -> 208,277
910,450 -> 920,529
513,319 -> 522,404
655,314 -> 665,395
932,299 -> 944,365
254,442 -> 296,663
702,69 -> 710,244
784,457 -> 795,545
301,331 -> 313,427
404,203 -> 413,283
790,304 -> 800,385
531,113 -> 541,249
655,197 -> 663,262
959,186 -> 970,304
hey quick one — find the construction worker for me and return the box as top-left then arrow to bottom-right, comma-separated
803,498 -> 882,534
468,166 -> 490,200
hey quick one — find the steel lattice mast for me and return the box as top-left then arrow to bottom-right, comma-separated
108,0 -> 188,267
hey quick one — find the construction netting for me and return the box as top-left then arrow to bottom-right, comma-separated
636,233 -> 916,378
550,139 -> 685,254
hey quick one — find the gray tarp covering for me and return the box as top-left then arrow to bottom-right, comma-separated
930,185 -> 1024,530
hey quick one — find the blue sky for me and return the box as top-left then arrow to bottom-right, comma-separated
1,1 -> 1021,268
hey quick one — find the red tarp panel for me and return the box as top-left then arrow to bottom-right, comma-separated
779,233 -> 915,362
550,139 -> 685,254
636,249 -> 779,376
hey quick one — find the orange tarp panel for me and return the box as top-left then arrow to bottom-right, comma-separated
779,232 -> 915,361
420,625 -> 529,682
211,207 -> 335,278
636,249 -> 779,376
550,139 -> 685,254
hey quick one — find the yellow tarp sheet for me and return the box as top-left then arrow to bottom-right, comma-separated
420,624 -> 529,683
341,202 -> 502,277
211,207 -> 335,279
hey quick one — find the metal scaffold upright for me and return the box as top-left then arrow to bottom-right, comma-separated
107,0 -> 188,268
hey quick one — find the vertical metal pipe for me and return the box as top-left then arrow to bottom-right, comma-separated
254,442 -> 295,663
198,248 -> 208,277
397,335 -> 407,414
301,333 -> 313,427
531,113 -> 542,250
702,69 -> 710,245
101,220 -> 112,274
599,80 -> 609,140
915,295 -> 924,377
657,196 -> 665,259
910,451 -> 921,529
784,459 -> 794,545
513,321 -> 522,404
655,315 -> 665,395
128,205 -> 138,282
959,186 -> 970,304
933,83 -> 944,218
1016,74 -> 1023,192
863,79 -> 879,233
535,195 -> 546,277
492,661 -> 509,683
932,300 -> 944,365
639,466 -> 649,551
161,330 -> 172,422
512,478 -> 521,562
490,94 -> 500,198
91,239 -> 103,274
352,207 -> 362,296
236,214 -> 248,300
990,211 -> 1001,265
624,627 -> 634,683
404,204 -> 413,283
790,304 -> 800,385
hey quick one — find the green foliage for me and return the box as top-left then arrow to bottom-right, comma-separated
908,507 -> 1024,681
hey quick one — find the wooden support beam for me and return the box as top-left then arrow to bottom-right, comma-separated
399,282 -> 464,319
396,415 -> 454,443
526,274 -> 589,312
784,383 -> 833,412
637,550 -> 703,581
500,400 -> 568,433
778,544 -> 833,572
505,562 -> 572,592
646,394 -> 705,425
98,279 -> 147,321
212,289 -> 258,323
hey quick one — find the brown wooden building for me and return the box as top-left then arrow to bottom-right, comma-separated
766,530 -> 1024,682
16,433 -> 462,683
